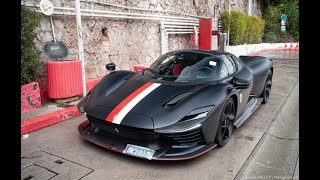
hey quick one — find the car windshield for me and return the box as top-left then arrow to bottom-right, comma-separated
144,52 -> 225,82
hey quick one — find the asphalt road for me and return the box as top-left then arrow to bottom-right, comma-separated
21,51 -> 299,180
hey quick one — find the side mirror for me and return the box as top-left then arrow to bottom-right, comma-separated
233,78 -> 251,89
106,63 -> 116,73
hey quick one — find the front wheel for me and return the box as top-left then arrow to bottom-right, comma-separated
261,70 -> 273,104
214,98 -> 236,147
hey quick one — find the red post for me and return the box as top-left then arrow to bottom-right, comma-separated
199,18 -> 212,50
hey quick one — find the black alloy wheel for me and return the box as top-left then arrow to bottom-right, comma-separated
215,98 -> 236,147
261,70 -> 273,104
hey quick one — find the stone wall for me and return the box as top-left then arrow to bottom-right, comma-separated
25,0 -> 261,79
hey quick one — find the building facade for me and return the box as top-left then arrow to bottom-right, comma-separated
24,0 -> 261,79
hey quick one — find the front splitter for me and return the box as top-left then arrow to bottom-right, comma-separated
78,120 -> 217,160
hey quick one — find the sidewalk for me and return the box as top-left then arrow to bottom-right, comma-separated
21,76 -> 104,135
21,98 -> 83,135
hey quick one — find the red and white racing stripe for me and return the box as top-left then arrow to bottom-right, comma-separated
106,82 -> 161,124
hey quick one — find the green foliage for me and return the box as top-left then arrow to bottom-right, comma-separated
262,6 -> 281,42
263,27 -> 295,43
220,11 -> 265,45
230,11 -> 247,45
283,1 -> 299,40
21,6 -> 43,85
260,0 -> 294,15
260,0 -> 299,42
220,11 -> 229,33
263,31 -> 278,43
246,16 -> 265,44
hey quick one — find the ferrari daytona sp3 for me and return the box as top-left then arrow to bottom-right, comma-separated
77,50 -> 273,160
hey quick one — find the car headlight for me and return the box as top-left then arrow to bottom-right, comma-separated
154,105 -> 214,133
77,91 -> 91,113
179,105 -> 214,122
179,111 -> 210,122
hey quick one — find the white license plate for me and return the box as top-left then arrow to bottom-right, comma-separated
123,144 -> 155,160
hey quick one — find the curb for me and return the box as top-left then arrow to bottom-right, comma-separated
247,48 -> 299,56
21,105 -> 81,135
21,48 -> 299,135
21,77 -> 103,135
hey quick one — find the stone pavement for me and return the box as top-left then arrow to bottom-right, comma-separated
21,151 -> 93,180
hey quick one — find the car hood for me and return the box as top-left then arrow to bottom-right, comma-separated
84,76 -> 202,129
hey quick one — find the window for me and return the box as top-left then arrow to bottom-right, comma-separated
222,55 -> 237,74
160,55 -> 176,65
145,52 -> 226,82
229,54 -> 240,66
219,62 -> 228,79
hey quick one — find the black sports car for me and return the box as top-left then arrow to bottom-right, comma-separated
77,50 -> 273,160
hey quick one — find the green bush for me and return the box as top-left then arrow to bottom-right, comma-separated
220,11 -> 265,45
283,1 -> 299,40
263,31 -> 278,43
21,6 -> 43,85
220,11 -> 229,33
262,6 -> 281,32
246,16 -> 265,44
260,0 -> 299,42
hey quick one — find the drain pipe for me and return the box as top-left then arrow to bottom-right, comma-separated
49,16 -> 56,41
32,9 -> 198,23
162,22 -> 199,26
75,0 -> 86,97
55,11 -> 196,23
166,32 -> 194,34
52,6 -> 199,22
163,25 -> 194,29
161,22 -> 199,54
23,3 -> 198,23
248,0 -> 252,16
81,0 -> 208,19
165,29 -> 194,32
160,22 -> 167,55
24,3 -> 202,62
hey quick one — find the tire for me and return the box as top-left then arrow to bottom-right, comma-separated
214,97 -> 236,147
261,70 -> 273,104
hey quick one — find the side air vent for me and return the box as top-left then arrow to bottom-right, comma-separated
167,128 -> 205,146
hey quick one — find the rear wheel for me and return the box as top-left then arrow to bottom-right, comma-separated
261,70 -> 273,104
214,98 -> 236,147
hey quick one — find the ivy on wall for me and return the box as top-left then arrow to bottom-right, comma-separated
21,6 -> 43,85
